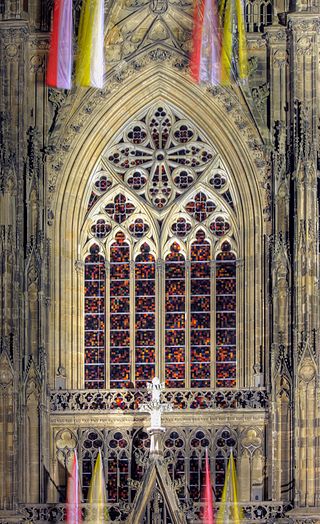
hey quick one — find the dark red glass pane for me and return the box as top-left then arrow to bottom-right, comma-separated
84,245 -> 105,389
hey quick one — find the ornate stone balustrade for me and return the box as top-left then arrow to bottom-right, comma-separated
50,388 -> 268,413
17,503 -> 131,523
16,501 -> 291,523
194,501 -> 292,522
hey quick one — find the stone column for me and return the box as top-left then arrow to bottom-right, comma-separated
287,8 -> 320,514
0,15 -> 29,512
266,17 -> 294,503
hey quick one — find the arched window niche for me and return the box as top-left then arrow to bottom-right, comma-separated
80,101 -> 250,391
51,94 -> 264,392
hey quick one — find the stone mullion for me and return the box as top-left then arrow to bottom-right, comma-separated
130,260 -> 135,385
161,258 -> 167,385
156,259 -> 164,382
236,259 -> 244,388
185,259 -> 191,389
74,260 -> 84,389
210,259 -> 216,389
105,260 -> 111,389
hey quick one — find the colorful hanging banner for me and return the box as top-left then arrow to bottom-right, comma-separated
190,0 -> 221,84
216,450 -> 243,524
235,0 -> 248,80
46,0 -> 73,89
66,450 -> 82,524
202,448 -> 215,523
85,449 -> 108,523
76,0 -> 105,88
220,0 -> 248,85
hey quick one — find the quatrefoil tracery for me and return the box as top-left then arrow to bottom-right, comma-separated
104,104 -> 216,209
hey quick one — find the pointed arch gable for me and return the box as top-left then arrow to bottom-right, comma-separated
48,65 -> 266,389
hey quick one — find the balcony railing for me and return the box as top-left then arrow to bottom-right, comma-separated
17,501 -> 292,522
50,388 -> 268,412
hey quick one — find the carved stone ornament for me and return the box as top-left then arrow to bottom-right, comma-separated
103,102 -> 216,209
106,0 -> 192,65
241,428 -> 262,455
296,36 -> 313,56
46,50 -> 268,213
298,357 -> 316,383
273,49 -> 288,68
56,428 -> 77,451
4,43 -> 19,59
30,54 -> 45,73
0,353 -> 13,387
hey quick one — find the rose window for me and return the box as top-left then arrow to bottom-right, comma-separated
104,103 -> 215,209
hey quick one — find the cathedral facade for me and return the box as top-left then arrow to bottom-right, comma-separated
0,0 -> 320,522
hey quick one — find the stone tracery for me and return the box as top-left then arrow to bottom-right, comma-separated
104,104 -> 216,209
82,102 -> 239,390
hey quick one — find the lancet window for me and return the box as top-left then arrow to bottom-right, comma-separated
77,426 -> 240,507
165,243 -> 186,388
109,233 -> 131,388
82,103 -> 239,391
245,0 -> 272,32
84,246 -> 106,389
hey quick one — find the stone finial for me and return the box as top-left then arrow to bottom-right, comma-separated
139,377 -> 173,458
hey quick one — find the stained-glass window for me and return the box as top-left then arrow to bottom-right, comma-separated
129,218 -> 149,238
222,190 -> 234,210
210,172 -> 227,190
84,245 -> 105,389
165,243 -> 186,388
84,230 -> 237,389
105,194 -> 135,224
84,228 -> 237,389
164,430 -> 186,501
135,244 -> 156,387
84,105 -> 239,391
107,431 -> 130,503
91,219 -> 111,239
214,428 -> 237,500
82,431 -> 103,499
87,171 -> 112,211
185,192 -> 216,222
171,217 -> 192,238
110,232 -> 131,388
88,192 -> 99,211
216,242 -> 237,387
210,216 -> 230,237
190,231 -> 211,388
104,103 -> 215,209
78,427 -> 239,522
189,430 -> 209,501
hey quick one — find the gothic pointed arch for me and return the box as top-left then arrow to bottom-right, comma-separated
48,64 -> 266,392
